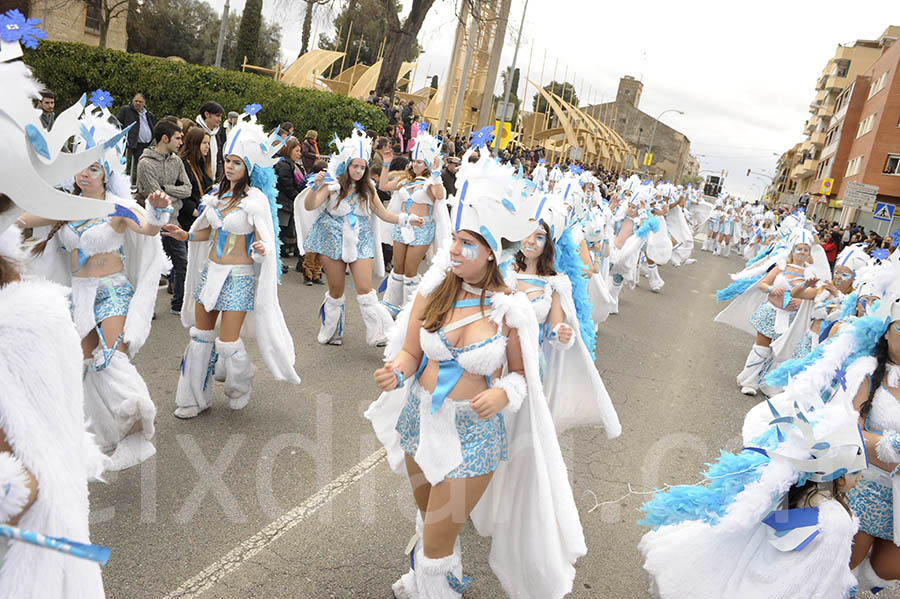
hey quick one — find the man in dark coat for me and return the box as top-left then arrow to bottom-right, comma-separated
116,92 -> 156,177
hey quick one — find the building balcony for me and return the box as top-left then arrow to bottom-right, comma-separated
810,131 -> 827,147
804,119 -> 816,135
817,104 -> 834,118
791,158 -> 818,180
825,75 -> 847,91
800,139 -> 814,153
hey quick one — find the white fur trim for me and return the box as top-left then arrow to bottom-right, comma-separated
493,372 -> 527,413
0,452 -> 31,523
145,205 -> 171,227
550,322 -> 576,350
876,431 -> 900,464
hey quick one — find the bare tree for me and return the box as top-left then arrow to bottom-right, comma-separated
85,0 -> 130,47
299,0 -> 331,56
374,0 -> 435,97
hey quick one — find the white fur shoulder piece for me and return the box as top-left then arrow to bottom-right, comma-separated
489,290 -> 536,333
0,227 -> 25,263
416,248 -> 452,298
0,451 -> 31,523
547,274 -> 572,297
242,187 -> 270,220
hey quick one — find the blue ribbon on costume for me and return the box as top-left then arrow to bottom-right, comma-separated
430,358 -> 465,414
782,289 -> 793,309
761,507 -> 821,552
0,524 -> 111,565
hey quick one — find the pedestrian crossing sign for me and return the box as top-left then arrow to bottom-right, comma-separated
873,202 -> 895,222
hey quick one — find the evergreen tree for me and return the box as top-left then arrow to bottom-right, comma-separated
235,0 -> 263,66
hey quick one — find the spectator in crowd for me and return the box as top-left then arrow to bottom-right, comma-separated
274,136 -> 305,275
301,130 -> 319,173
441,155 -> 460,198
300,159 -> 328,286
180,117 -> 196,137
178,127 -> 213,232
405,115 -> 421,153
38,90 -> 55,131
822,232 -> 839,271
401,100 -> 413,135
116,92 -> 156,175
224,111 -> 239,134
194,101 -> 225,180
279,121 -> 294,140
371,136 -> 388,176
136,120 -> 191,314
366,90 -> 378,104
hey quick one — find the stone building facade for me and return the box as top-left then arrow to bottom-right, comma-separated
583,76 -> 695,184
2,0 -> 128,52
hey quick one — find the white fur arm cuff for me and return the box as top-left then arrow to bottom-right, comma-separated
251,243 -> 270,264
398,212 -> 412,227
876,430 -> 900,464
0,452 -> 31,523
549,323 -> 575,349
493,372 -> 527,413
147,205 -> 173,227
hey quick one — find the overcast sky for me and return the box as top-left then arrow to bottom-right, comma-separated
204,0 -> 893,199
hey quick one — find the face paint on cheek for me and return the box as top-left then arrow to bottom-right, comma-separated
533,235 -> 547,249
460,241 -> 480,262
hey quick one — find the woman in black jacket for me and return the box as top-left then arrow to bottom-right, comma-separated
274,136 -> 306,273
178,127 -> 213,230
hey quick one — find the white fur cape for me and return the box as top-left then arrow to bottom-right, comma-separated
364,249 -> 586,599
182,188 -> 300,383
26,194 -> 164,357
508,271 -> 621,438
0,279 -> 106,598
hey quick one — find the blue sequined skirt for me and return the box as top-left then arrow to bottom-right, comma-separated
194,264 -> 256,312
792,330 -> 813,359
304,210 -> 375,261
93,272 -> 134,324
749,301 -> 796,340
847,474 -> 893,541
391,216 -> 436,246
396,381 -> 508,478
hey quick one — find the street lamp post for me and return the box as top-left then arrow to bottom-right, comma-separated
496,0 -> 528,156
645,109 -> 684,177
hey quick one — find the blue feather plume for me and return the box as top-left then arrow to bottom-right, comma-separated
250,165 -> 283,283
634,215 -> 660,239
837,291 -> 858,322
638,426 -> 780,530
745,245 -> 773,267
716,274 -> 763,302
553,229 -> 596,359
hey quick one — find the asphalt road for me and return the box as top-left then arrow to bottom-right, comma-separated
89,246 -> 773,598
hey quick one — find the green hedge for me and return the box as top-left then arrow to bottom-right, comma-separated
23,41 -> 388,139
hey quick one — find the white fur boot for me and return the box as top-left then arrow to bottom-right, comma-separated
702,236 -> 713,252
609,275 -> 623,315
392,512 -> 424,599
317,293 -> 345,345
736,344 -> 772,396
648,264 -> 665,292
216,338 -> 255,410
723,243 -> 731,257
383,270 -> 405,312
853,558 -> 899,594
214,353 -> 227,382
175,327 -> 217,419
358,290 -> 393,347
83,350 -> 157,471
404,274 -> 422,305
414,551 -> 469,599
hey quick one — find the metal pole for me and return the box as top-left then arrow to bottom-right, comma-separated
646,108 -> 683,176
214,0 -> 230,68
496,0 -> 527,156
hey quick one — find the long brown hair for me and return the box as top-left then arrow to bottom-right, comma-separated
0,195 -> 21,285
787,478 -> 852,515
32,173 -> 104,256
514,222 -> 556,276
336,159 -> 375,211
180,127 -> 212,179
218,160 -> 250,210
422,232 -> 512,332
280,136 -> 300,160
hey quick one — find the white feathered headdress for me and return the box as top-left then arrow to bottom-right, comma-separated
409,128 -> 442,165
222,104 -> 281,174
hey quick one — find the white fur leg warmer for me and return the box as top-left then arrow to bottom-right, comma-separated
415,552 -> 467,598
317,293 -> 345,345
0,452 -> 31,523
736,344 -> 773,390
392,512 -> 425,599
176,327 -> 217,417
358,290 -> 393,347
404,274 -> 421,305
876,431 -> 900,464
384,271 -> 405,310
216,338 -> 254,410
853,558 -> 899,592
83,350 -> 157,471
648,264 -> 664,291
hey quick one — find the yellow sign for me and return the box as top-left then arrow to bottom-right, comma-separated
820,177 -> 834,195
643,153 -> 654,166
492,120 -> 512,150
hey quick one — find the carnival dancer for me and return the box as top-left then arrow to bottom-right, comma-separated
667,186 -> 697,267
164,105 -> 301,419
716,206 -> 736,257
365,149 -> 585,599
303,126 -> 420,347
639,397 -> 865,599
0,20 -> 112,592
509,204 -> 621,438
24,99 -> 168,471
702,200 -> 721,252
379,129 -> 451,311
643,189 -> 673,292
582,183 -> 617,324
531,158 -> 547,190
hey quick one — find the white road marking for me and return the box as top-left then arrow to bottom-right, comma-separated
163,448 -> 387,598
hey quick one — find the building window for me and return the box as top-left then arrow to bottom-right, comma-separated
85,0 -> 101,32
868,71 -> 889,99
857,113 -> 877,138
885,154 -> 900,175
834,59 -> 851,78
846,155 -> 864,177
